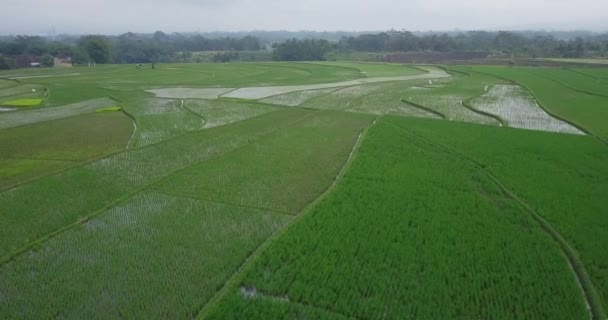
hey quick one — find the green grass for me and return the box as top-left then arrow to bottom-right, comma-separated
0,112 -> 132,189
0,191 -> 292,319
0,84 -> 45,99
154,110 -> 373,213
47,84 -> 115,106
396,116 -> 608,311
0,98 -> 116,130
95,106 -> 121,112
185,99 -> 278,128
1,61 -> 607,319
0,110 -> 372,319
572,68 -> 608,79
123,98 -> 203,147
0,109 -> 310,259
1,98 -> 44,107
9,63 -> 360,88
0,79 -> 17,88
525,68 -> 608,97
204,117 -> 589,319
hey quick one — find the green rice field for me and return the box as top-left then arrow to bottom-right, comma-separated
1,61 -> 606,319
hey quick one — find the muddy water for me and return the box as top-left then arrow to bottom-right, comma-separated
472,84 -> 584,135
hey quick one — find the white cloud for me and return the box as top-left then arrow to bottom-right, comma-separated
0,0 -> 606,34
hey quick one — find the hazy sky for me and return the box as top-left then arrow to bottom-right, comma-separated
1,0 -> 607,35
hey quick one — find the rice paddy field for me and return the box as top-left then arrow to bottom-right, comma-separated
0,61 -> 607,320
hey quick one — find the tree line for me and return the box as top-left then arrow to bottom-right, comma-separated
0,32 -> 263,69
1,30 -> 607,69
274,30 -> 608,60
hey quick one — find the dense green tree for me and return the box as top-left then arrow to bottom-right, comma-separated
78,35 -> 112,63
273,38 -> 334,61
40,55 -> 54,67
71,48 -> 90,65
0,54 -> 15,70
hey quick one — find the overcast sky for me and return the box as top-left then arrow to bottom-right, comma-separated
1,0 -> 607,35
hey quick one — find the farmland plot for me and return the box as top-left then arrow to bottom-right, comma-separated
258,88 -> 341,106
0,109 -> 312,259
2,61 -> 606,319
154,111 -> 373,213
402,73 -> 501,125
471,84 -> 583,134
0,112 -> 132,189
15,63 -> 361,88
526,68 -> 608,97
222,66 -> 449,100
300,81 -> 410,111
204,119 -> 588,320
343,83 -> 444,118
0,192 -> 291,319
462,65 -> 608,140
0,98 -> 115,130
572,68 -> 608,80
184,100 -> 277,128
146,87 -> 235,99
0,84 -> 45,100
309,61 -> 426,77
0,111 -> 372,319
395,116 -> 608,310
123,98 -> 203,147
0,79 -> 17,89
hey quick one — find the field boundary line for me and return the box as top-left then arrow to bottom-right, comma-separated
443,67 -> 507,126
154,190 -> 297,216
459,84 -> 508,127
389,120 -> 606,320
194,117 -> 377,319
564,68 -> 603,81
439,65 -> 472,77
180,99 -> 207,129
408,65 -> 434,75
115,102 -> 139,149
399,98 -> 447,119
